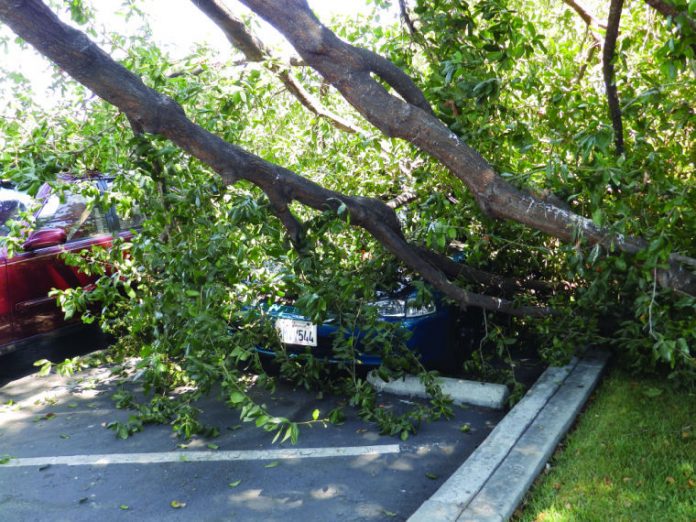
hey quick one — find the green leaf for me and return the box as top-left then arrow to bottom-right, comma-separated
206,443 -> 219,450
33,359 -> 52,377
425,472 -> 438,480
643,387 -> 663,398
264,461 -> 280,468
228,391 -> 245,404
591,209 -> 603,227
228,480 -> 242,488
170,500 -> 186,509
312,408 -> 320,421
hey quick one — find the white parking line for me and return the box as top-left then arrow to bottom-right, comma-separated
1,444 -> 402,468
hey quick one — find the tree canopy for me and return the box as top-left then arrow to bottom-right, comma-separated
0,0 -> 694,438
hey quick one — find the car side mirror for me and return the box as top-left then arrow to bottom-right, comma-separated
22,228 -> 67,250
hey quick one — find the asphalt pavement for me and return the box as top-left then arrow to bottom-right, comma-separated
0,330 -> 504,521
0,330 -> 608,521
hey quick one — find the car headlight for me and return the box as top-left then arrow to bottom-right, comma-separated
405,299 -> 437,317
371,297 -> 436,318
372,298 -> 406,317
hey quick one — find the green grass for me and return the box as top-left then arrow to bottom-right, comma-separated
514,369 -> 696,522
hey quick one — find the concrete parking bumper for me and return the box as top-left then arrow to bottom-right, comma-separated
367,372 -> 510,409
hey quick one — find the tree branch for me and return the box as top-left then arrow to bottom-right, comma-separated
386,190 -> 417,209
397,0 -> 437,65
0,0 -> 552,317
562,0 -> 607,30
643,0 -> 696,31
603,0 -> 625,156
353,46 -> 433,115
414,247 -> 557,296
398,0 -> 418,37
561,0 -> 603,83
190,0 -> 361,134
237,0 -> 696,296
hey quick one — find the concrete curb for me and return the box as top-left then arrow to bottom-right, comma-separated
409,350 -> 609,521
367,372 -> 510,409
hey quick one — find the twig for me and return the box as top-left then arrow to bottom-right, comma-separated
648,268 -> 658,339
562,0 -> 607,29
386,190 -> 417,209
190,0 -> 362,134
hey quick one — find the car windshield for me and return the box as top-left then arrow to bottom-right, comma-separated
0,187 -> 34,237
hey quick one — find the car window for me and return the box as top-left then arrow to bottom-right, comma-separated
102,181 -> 144,232
0,187 -> 33,236
117,204 -> 144,232
36,192 -> 109,241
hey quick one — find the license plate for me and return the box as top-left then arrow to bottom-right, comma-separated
275,318 -> 317,347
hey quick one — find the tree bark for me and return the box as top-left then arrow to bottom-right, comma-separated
603,0 -> 625,156
0,0 -> 553,317
237,0 -> 695,296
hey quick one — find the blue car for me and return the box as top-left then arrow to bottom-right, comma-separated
256,285 -> 481,370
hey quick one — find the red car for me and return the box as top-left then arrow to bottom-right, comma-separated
0,177 -> 137,355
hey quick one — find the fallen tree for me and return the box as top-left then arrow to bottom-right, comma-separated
1,0 -> 693,303
0,0 -> 693,436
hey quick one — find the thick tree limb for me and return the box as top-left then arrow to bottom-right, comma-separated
415,247 -> 557,296
190,0 -> 361,133
644,0 -> 696,31
0,0 -> 552,317
603,0 -> 625,156
237,0 -> 696,296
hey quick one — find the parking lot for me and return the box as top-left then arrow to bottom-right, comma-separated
0,331 -> 506,521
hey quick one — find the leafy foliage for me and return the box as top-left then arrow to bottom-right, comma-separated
0,0 -> 694,440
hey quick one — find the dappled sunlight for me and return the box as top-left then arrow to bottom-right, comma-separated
389,456 -> 414,471
359,430 -> 381,443
347,452 -> 381,469
515,442 -> 543,458
531,506 -> 573,521
0,408 -> 34,433
355,501 -> 395,518
309,484 -> 345,499
429,442 -> 456,456
0,332 -> 501,521
227,488 -> 303,511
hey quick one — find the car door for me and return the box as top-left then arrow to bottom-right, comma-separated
0,186 -> 36,351
0,252 -> 12,351
5,185 -> 113,341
